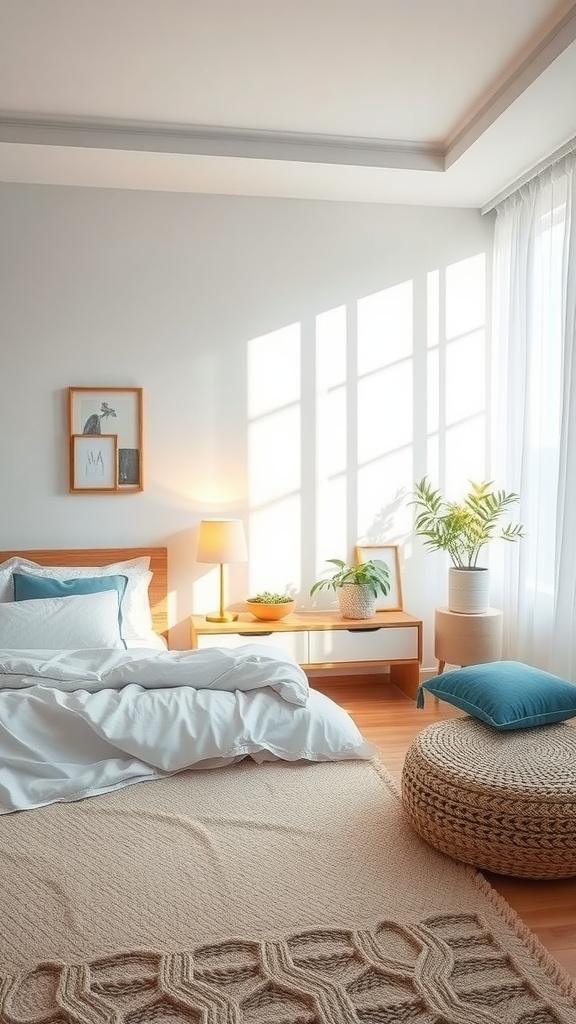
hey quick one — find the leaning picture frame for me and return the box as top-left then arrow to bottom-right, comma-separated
355,544 -> 403,610
68,386 -> 143,492
70,434 -> 118,492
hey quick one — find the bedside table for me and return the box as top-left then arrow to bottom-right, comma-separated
191,609 -> 423,700
434,606 -> 503,674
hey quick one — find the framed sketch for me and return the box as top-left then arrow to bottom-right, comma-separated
68,387 -> 143,492
70,434 -> 118,492
355,544 -> 403,610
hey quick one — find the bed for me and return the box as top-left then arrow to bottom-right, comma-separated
0,545 -> 374,813
0,546 -> 379,1015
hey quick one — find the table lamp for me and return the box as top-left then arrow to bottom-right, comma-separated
196,518 -> 248,622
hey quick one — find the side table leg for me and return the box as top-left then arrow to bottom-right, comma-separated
389,661 -> 420,701
438,661 -> 445,675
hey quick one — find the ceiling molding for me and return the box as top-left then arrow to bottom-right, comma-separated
1,3 -> 575,185
480,132 -> 576,214
445,1 -> 576,167
0,114 -> 445,171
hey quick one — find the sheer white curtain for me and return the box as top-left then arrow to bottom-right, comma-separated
491,152 -> 576,677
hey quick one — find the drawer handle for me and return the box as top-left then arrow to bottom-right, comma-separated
238,631 -> 273,637
346,627 -> 382,634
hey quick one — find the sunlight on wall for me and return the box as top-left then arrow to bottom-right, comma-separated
194,566 -> 219,615
427,253 -> 487,498
426,270 -> 441,483
247,324 -> 301,594
357,281 -> 414,541
249,497 -> 301,595
315,305 -> 347,571
243,252 -> 488,611
446,255 -> 485,339
358,281 -> 413,372
446,331 -> 485,427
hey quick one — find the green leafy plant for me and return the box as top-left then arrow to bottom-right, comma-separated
310,559 -> 390,599
246,591 -> 293,604
410,477 -> 525,568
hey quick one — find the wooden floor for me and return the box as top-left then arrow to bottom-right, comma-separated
313,674 -> 576,978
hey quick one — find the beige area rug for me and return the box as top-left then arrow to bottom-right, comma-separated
1,757 -> 575,1023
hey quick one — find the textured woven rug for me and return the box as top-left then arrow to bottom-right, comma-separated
1,757 -> 575,1023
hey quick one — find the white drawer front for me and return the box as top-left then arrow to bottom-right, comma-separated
308,626 -> 418,664
196,631 -> 309,662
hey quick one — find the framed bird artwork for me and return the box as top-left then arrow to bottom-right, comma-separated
68,386 -> 143,493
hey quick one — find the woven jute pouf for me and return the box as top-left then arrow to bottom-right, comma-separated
401,716 -> 576,879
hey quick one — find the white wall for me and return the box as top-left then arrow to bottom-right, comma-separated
0,183 -> 494,662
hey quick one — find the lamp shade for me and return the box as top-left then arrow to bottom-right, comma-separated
196,518 -> 248,564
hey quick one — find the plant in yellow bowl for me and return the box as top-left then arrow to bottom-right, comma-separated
245,591 -> 295,621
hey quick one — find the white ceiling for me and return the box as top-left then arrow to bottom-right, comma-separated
1,0 -> 576,208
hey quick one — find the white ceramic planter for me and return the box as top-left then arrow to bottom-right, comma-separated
337,583 -> 377,619
448,567 -> 490,614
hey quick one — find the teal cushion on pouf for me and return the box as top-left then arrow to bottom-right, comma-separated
417,660 -> 576,729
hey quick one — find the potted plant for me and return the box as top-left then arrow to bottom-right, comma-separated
410,477 -> 524,612
310,558 -> 390,619
245,591 -> 295,621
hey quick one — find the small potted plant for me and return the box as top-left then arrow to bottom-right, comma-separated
410,477 -> 524,612
310,558 -> 390,619
245,591 -> 295,621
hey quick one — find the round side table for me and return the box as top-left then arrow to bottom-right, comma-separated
434,606 -> 503,674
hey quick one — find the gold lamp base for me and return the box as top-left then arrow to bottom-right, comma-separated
205,611 -> 238,623
202,562 -> 239,623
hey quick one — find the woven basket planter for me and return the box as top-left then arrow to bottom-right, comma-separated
401,717 -> 576,879
337,583 -> 377,619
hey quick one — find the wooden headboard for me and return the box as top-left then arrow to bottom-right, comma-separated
0,547 -> 168,639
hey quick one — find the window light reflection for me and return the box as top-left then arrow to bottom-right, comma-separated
247,323 -> 302,597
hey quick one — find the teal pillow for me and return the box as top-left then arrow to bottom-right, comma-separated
13,572 -> 128,642
417,661 -> 576,730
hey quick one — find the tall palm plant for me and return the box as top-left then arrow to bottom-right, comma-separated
411,478 -> 524,568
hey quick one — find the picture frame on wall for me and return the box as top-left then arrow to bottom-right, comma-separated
355,543 -> 403,610
68,386 -> 143,493
70,434 -> 118,492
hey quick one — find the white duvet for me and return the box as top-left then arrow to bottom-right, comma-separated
0,645 -> 374,813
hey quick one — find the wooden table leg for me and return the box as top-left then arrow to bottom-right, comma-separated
438,660 -> 445,674
389,661 -> 420,701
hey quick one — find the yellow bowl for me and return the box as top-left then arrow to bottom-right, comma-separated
245,600 -> 295,621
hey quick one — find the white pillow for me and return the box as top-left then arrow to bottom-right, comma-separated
0,591 -> 124,650
3,557 -> 155,644
0,557 -> 39,602
0,555 -> 149,601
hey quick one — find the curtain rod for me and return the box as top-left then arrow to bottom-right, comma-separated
481,134 -> 576,215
